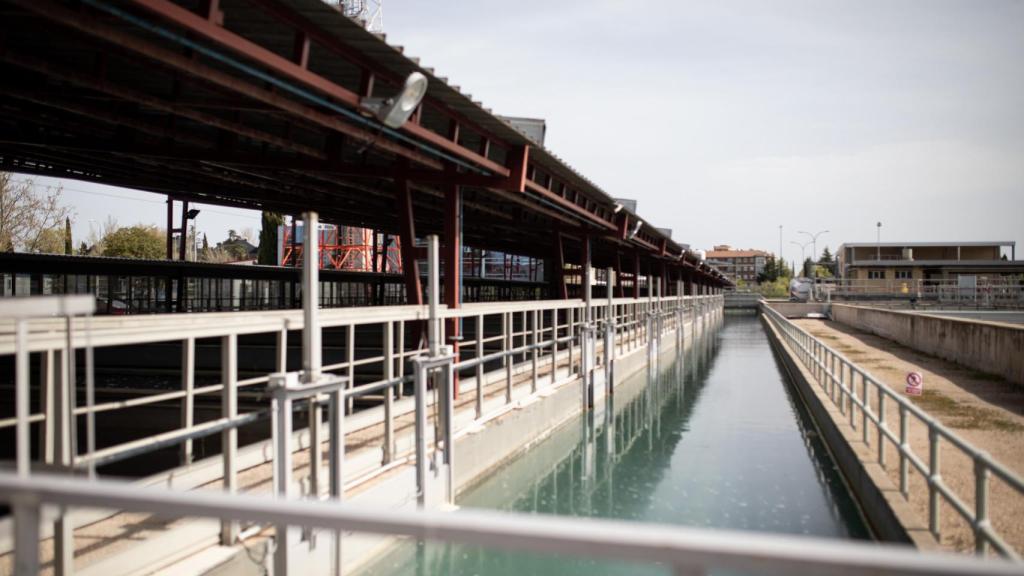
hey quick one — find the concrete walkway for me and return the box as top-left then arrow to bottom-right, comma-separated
793,319 -> 1024,555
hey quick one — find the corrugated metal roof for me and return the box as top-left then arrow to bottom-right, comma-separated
275,0 -> 685,252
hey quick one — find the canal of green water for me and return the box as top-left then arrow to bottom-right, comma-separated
362,313 -> 871,575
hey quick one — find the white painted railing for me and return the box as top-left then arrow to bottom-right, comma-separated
0,472 -> 1018,576
762,304 -> 1024,560
0,218 -> 723,574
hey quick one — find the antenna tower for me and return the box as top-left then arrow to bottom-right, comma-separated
340,0 -> 383,33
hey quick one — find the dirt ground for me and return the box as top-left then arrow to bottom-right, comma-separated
793,318 -> 1024,557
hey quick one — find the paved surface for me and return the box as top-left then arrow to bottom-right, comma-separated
911,310 -> 1024,326
794,319 -> 1024,556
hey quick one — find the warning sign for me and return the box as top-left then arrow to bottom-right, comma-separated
905,372 -> 924,396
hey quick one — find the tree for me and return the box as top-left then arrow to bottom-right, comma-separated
818,246 -> 835,276
64,217 -> 73,255
0,173 -> 73,252
102,225 -> 165,259
28,228 -> 66,254
803,257 -> 814,278
257,211 -> 283,265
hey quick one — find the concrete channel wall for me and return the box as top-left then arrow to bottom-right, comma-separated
831,304 -> 1024,387
761,313 -> 937,550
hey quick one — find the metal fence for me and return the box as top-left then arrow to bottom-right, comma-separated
0,211 -> 724,574
762,304 -> 1024,560
1,471 -> 1019,576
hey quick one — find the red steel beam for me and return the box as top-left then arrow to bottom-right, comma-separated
8,0 -> 444,170
245,0 -> 515,159
122,0 -> 510,176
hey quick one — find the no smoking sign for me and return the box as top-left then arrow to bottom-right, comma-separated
905,372 -> 924,396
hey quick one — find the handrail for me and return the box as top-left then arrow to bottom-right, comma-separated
761,304 -> 1024,560
0,472 -> 1018,576
1,292 -> 721,483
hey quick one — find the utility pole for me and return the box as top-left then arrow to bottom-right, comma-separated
778,225 -> 783,277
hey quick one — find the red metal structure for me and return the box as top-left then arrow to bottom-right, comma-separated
280,223 -> 401,273
0,0 -> 730,312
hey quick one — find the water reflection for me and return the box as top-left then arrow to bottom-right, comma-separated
364,314 -> 869,575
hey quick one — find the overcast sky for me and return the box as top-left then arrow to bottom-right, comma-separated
24,0 -> 1024,266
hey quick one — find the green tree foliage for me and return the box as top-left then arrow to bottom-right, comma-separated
102,225 -> 165,259
29,228 -> 66,254
257,212 -> 283,265
802,258 -> 815,278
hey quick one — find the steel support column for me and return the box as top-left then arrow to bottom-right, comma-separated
396,177 -> 422,306
444,183 -> 461,398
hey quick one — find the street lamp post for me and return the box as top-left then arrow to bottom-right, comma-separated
876,222 -> 882,260
790,240 -> 811,277
778,225 -> 783,276
798,229 -> 829,279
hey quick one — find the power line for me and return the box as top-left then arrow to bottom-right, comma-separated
10,179 -> 261,220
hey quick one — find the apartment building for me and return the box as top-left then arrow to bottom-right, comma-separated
706,245 -> 770,283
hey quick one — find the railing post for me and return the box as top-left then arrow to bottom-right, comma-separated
14,319 -> 29,477
504,311 -> 513,403
414,359 -> 428,508
605,267 -> 615,395
550,309 -> 559,387
899,403 -> 909,496
531,309 -> 539,393
928,424 -> 941,539
475,314 -> 484,418
271,372 -> 297,576
428,235 -> 440,357
329,382 -> 346,576
443,347 -> 455,507
13,499 -> 40,576
180,336 -> 196,466
221,332 -> 238,545
878,393 -> 887,467
862,377 -> 870,445
974,454 -> 989,555
384,321 -> 395,463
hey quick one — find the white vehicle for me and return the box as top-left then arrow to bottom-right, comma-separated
789,277 -> 812,302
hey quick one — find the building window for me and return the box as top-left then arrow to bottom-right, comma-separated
895,270 -> 912,280
868,270 -> 884,280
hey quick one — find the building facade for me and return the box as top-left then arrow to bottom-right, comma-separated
706,245 -> 770,284
837,241 -> 1023,291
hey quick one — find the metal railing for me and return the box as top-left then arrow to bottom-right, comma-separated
762,304 -> 1024,560
0,210 -> 724,574
0,472 -> 1018,576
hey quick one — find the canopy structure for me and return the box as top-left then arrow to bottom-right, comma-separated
0,0 -> 731,298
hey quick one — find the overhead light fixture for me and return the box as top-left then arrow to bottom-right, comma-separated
186,209 -> 201,220
360,71 -> 429,129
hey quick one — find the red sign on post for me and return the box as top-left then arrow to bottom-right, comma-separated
905,372 -> 924,396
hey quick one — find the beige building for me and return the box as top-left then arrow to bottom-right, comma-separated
837,241 -> 1023,291
706,245 -> 770,283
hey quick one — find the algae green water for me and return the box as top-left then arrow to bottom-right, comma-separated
362,314 -> 870,575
